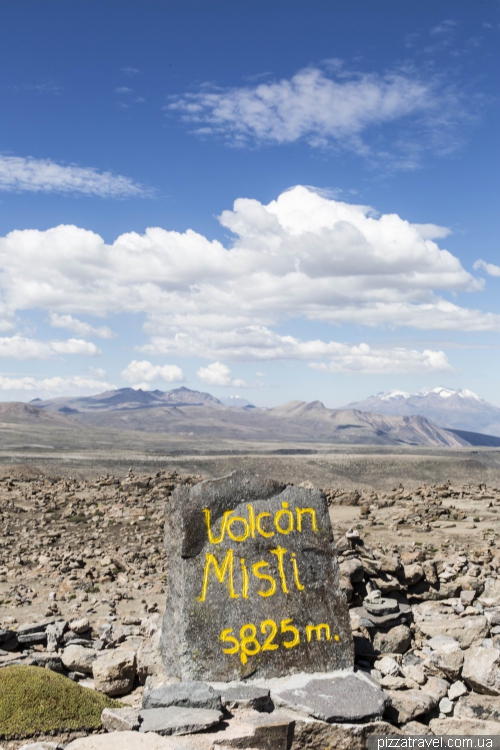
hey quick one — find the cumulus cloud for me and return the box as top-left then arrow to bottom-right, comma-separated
0,375 -> 114,396
196,362 -> 248,387
0,186 -> 496,374
473,259 -> 500,277
0,336 -> 101,359
145,327 -> 451,373
411,223 -> 452,240
0,155 -> 151,197
121,359 -> 184,385
167,64 -> 465,161
310,345 -> 451,374
50,313 -> 116,339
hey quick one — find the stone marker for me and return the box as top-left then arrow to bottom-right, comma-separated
161,472 -> 353,681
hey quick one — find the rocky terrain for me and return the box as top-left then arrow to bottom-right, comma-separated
3,467 -> 500,747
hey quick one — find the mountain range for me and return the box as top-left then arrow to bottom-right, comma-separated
345,386 -> 500,437
22,385 -> 500,448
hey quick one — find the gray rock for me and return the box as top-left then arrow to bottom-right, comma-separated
30,653 -> 64,672
69,617 -> 91,634
46,620 -> 67,652
138,706 -> 223,735
424,648 -> 464,681
455,692 -> 500,722
430,717 -> 500,735
460,590 -> 476,606
65,733 -> 196,749
385,689 -> 438,724
221,684 -> 272,711
0,629 -> 18,651
421,677 -> 450,702
292,719 -> 403,749
61,644 -> 97,674
17,630 -> 47,645
427,635 -> 461,652
92,648 -> 136,696
272,672 -> 389,722
18,743 -> 64,750
439,697 -> 453,714
101,706 -> 141,732
143,681 -> 222,711
161,472 -> 353,681
16,620 -> 50,635
417,615 -> 490,650
479,578 -> 500,607
402,721 -> 434,735
448,681 -> 467,701
462,645 -> 500,694
339,557 -> 364,583
377,656 -> 400,676
210,709 -> 295,749
373,625 -> 411,655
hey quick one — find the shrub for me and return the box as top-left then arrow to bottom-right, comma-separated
0,665 -> 122,738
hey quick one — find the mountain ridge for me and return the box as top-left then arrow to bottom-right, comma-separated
345,386 -> 500,437
18,386 -> 496,448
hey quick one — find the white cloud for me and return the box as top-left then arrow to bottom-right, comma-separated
310,344 -> 452,374
50,313 -> 116,339
0,336 -> 101,359
196,362 -> 248,387
0,375 -> 114,396
144,326 -> 451,374
121,359 -> 184,384
473,259 -> 500,278
167,64 -> 464,161
411,223 -> 452,240
0,155 -> 151,197
116,87 -> 132,93
0,186 -> 496,371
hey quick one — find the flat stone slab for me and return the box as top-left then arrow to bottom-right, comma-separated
161,472 -> 353,681
138,706 -> 223,736
65,732 -> 195,749
197,708 -> 296,750
101,706 -> 141,732
272,671 -> 388,722
220,684 -> 272,711
143,681 -> 222,711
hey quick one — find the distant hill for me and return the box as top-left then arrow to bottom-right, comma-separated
0,402 -> 78,425
32,386 -> 223,413
23,386 -> 489,447
344,386 -> 500,437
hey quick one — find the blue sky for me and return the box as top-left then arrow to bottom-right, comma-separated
1,0 -> 500,408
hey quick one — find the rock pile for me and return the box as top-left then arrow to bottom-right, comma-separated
4,471 -> 500,748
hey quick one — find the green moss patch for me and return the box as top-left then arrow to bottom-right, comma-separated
0,665 -> 122,739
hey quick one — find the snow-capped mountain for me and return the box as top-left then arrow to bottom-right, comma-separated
219,396 -> 255,408
345,387 -> 500,436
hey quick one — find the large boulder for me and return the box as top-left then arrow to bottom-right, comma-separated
373,625 -> 411,655
416,615 -> 489,649
161,472 -> 353,681
462,645 -> 500,695
61,645 -> 97,674
385,689 -> 437,724
92,649 -> 136,696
